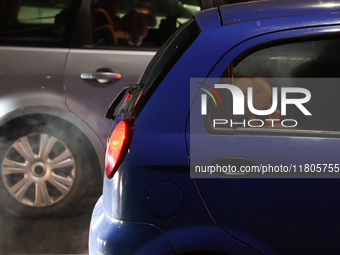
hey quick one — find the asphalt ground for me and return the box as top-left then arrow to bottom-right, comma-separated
0,175 -> 103,255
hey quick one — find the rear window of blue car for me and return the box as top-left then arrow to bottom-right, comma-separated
205,36 -> 340,135
125,18 -> 200,118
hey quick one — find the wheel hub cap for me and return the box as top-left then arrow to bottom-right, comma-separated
1,133 -> 76,208
31,162 -> 47,177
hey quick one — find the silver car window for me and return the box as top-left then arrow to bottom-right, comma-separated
92,0 -> 201,47
0,0 -> 76,47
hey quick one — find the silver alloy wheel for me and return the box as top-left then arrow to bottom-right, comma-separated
1,133 -> 76,207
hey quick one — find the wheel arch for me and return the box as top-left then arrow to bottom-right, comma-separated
0,106 -> 105,174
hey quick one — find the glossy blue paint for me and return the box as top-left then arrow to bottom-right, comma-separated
90,1 -> 340,254
190,92 -> 340,253
189,5 -> 340,254
147,182 -> 184,218
194,7 -> 221,32
101,161 -> 259,254
89,197 -> 176,255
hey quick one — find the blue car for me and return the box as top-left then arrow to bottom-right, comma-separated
90,1 -> 340,254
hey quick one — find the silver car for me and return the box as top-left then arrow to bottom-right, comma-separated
0,0 -> 201,217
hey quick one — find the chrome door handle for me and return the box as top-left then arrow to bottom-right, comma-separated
80,72 -> 122,83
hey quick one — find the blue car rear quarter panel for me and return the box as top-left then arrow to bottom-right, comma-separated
102,124 -> 260,254
101,14 -> 262,254
89,197 -> 175,255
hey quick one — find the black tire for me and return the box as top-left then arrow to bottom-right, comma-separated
0,115 -> 93,218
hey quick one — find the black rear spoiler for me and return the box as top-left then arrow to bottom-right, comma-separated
105,84 -> 143,120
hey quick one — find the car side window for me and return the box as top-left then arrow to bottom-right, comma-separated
233,39 -> 339,78
91,0 -> 201,48
205,37 -> 340,133
0,0 -> 76,47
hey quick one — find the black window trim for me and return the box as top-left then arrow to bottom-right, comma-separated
71,0 -> 92,48
126,18 -> 201,119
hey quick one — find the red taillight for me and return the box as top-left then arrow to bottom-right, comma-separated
105,118 -> 135,179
